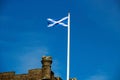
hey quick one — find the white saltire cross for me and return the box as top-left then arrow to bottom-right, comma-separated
47,16 -> 68,27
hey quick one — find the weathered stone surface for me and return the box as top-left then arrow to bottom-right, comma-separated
0,56 -> 61,80
69,78 -> 77,80
0,56 -> 77,80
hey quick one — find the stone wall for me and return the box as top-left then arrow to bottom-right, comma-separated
0,56 -> 77,80
0,56 -> 61,80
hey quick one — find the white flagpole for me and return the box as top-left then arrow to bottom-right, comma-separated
67,12 -> 70,80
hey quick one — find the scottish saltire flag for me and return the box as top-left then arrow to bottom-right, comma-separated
47,13 -> 71,80
47,16 -> 68,27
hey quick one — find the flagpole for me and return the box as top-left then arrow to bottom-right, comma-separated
67,12 -> 70,80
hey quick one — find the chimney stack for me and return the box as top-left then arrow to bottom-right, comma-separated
41,56 -> 52,80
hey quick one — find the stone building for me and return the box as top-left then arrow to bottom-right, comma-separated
69,78 -> 77,80
0,56 -> 62,80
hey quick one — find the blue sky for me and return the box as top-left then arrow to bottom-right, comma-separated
0,0 -> 120,80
